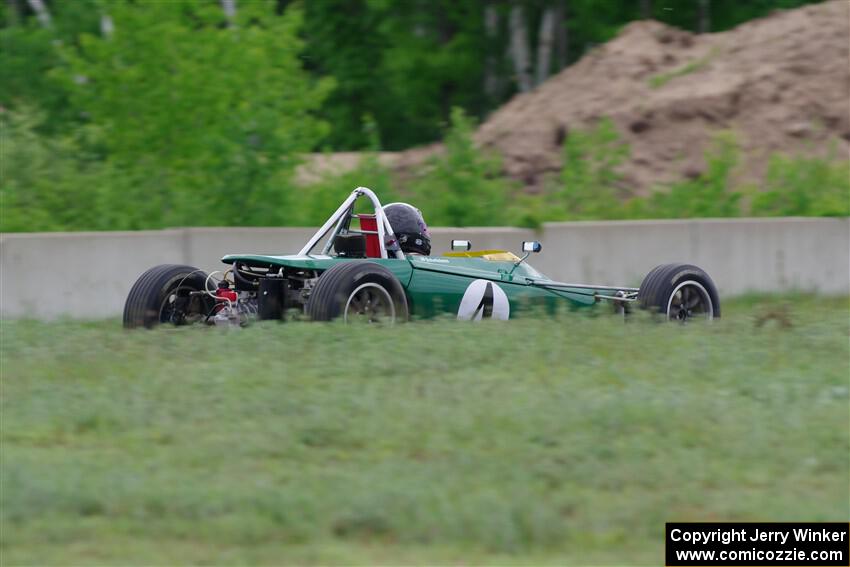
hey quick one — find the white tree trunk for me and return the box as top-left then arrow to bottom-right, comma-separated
25,0 -> 50,27
535,6 -> 557,86
100,14 -> 114,37
697,0 -> 710,33
221,0 -> 237,25
508,4 -> 532,93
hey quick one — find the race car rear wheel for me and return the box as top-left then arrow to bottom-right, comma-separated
638,263 -> 720,321
123,264 -> 215,329
306,262 -> 408,324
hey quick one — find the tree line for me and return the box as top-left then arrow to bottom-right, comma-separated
3,0 -> 821,149
1,0 -> 835,232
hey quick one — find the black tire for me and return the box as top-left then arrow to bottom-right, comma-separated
638,263 -> 720,321
306,261 -> 409,323
123,264 -> 215,329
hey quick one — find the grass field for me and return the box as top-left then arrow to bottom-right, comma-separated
1,295 -> 848,565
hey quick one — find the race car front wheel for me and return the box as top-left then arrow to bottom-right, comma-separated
306,262 -> 409,323
123,264 -> 215,328
638,263 -> 720,321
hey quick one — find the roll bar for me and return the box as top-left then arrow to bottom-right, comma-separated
297,187 -> 405,259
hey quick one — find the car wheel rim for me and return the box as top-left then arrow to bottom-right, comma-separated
344,283 -> 395,324
666,281 -> 713,322
159,285 -> 203,325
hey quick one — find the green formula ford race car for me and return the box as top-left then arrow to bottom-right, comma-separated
123,187 -> 720,328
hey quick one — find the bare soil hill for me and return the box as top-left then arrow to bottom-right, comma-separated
474,0 -> 849,193
300,0 -> 849,193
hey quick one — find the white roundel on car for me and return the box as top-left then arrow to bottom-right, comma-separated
457,279 -> 510,321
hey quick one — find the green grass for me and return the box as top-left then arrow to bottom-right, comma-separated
2,296 -> 848,565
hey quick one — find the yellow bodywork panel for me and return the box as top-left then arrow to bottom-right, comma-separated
443,250 -> 522,262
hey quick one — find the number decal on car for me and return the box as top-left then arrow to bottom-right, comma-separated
457,279 -> 510,321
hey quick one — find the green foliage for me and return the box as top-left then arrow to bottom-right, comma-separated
0,0 -> 828,153
300,0 -> 393,150
513,118 -> 630,228
54,1 -> 331,227
1,106 -> 197,232
559,118 -> 631,219
296,155 -> 399,226
408,108 -> 516,226
2,296 -> 848,563
641,133 -> 743,218
303,0 -> 491,150
1,2 -> 333,231
0,1 -> 843,233
751,153 -> 850,217
0,0 -> 101,133
300,0 -> 826,151
0,23 -> 64,126
1,107 -> 107,231
527,123 -> 843,225
297,108 -> 521,229
300,0 -> 824,150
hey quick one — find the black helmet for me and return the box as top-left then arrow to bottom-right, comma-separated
383,202 -> 431,256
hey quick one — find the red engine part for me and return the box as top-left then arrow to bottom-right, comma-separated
215,283 -> 238,311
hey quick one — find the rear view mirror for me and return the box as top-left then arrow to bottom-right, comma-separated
451,240 -> 472,251
522,241 -> 542,253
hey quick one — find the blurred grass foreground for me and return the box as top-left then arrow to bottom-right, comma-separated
1,295 -> 848,564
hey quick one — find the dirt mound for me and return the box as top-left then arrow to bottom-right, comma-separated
474,0 -> 849,193
300,1 -> 849,193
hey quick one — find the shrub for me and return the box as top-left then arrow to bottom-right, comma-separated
1,107 -> 106,231
55,1 -> 331,227
408,108 -> 516,227
0,106 -> 192,232
559,118 -> 631,220
296,154 -> 399,227
640,132 -> 742,218
542,122 -> 845,222
751,152 -> 850,217
2,3 -> 333,232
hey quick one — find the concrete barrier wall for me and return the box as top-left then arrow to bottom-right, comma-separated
1,217 -> 847,319
531,217 -> 850,293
